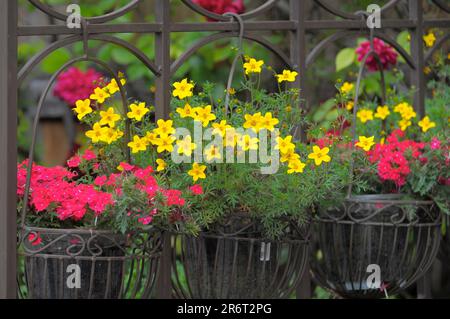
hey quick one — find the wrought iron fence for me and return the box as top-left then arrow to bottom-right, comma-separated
0,0 -> 449,298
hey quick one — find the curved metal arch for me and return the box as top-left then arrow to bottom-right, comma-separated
180,0 -> 280,22
425,33 -> 450,63
431,0 -> 450,13
306,30 -> 415,70
28,0 -> 140,24
314,0 -> 400,20
18,34 -> 159,85
170,32 -> 292,76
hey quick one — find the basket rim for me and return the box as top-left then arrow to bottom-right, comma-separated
23,226 -> 125,236
346,194 -> 434,205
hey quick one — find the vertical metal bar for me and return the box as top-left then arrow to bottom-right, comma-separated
290,1 -> 311,297
0,0 -> 18,299
409,0 -> 425,117
156,232 -> 172,298
290,0 -> 308,110
155,0 -> 171,120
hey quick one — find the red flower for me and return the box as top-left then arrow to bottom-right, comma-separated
189,184 -> 203,195
163,189 -> 186,206
356,38 -> 398,72
67,155 -> 81,168
94,175 -> 107,186
430,137 -> 441,150
82,149 -> 97,161
53,67 -> 103,106
193,0 -> 245,20
118,162 -> 134,171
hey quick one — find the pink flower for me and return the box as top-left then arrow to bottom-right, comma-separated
118,162 -> 134,171
138,215 -> 153,225
193,0 -> 245,21
82,149 -> 97,161
356,38 -> 398,72
28,233 -> 42,246
163,189 -> 186,206
94,175 -> 107,186
53,67 -> 103,106
67,155 -> 81,168
189,184 -> 203,195
430,137 -> 441,150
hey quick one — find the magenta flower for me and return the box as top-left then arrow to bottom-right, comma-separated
430,137 -> 441,150
53,67 -> 103,106
356,38 -> 398,72
193,0 -> 244,20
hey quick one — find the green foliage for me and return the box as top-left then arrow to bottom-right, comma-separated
335,48 -> 356,72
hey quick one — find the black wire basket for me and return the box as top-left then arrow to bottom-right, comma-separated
171,214 -> 309,299
18,227 -> 162,299
311,195 -> 441,298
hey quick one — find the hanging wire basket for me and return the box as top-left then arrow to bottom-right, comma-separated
310,27 -> 442,299
18,227 -> 162,299
311,195 -> 441,298
17,35 -> 163,298
171,214 -> 309,299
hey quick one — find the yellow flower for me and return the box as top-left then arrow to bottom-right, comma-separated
355,136 -> 375,152
154,119 -> 175,136
276,70 -> 298,83
357,109 -> 374,123
90,87 -> 110,104
260,112 -> 279,131
204,145 -> 222,162
102,127 -> 123,144
127,135 -> 147,154
424,66 -> 432,75
287,159 -> 306,174
127,102 -> 149,122
340,82 -> 354,94
156,159 -> 167,172
394,102 -> 416,121
193,105 -> 216,127
99,107 -> 121,128
85,123 -> 108,143
224,128 -> 240,148
172,78 -> 194,99
243,58 -> 264,75
399,119 -> 412,131
176,135 -> 197,156
145,131 -> 159,145
243,112 -> 263,132
308,145 -> 331,166
228,88 -> 236,95
374,105 -> 390,120
280,150 -> 300,163
73,99 -> 92,120
212,120 -> 232,136
423,32 -> 436,48
237,135 -> 259,151
176,103 -> 195,118
154,134 -> 176,153
418,116 -> 436,132
188,163 -> 206,182
105,78 -> 126,95
346,101 -> 354,111
275,135 -> 295,154
285,105 -> 292,113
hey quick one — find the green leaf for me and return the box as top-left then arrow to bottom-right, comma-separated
41,48 -> 71,74
111,47 -> 135,65
336,48 -> 356,72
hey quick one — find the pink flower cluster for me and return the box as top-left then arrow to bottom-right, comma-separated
53,67 -> 103,106
356,38 -> 398,72
17,159 -> 113,221
368,130 -> 425,187
193,0 -> 244,20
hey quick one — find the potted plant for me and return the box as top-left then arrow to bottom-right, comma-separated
17,75 -> 202,299
310,73 -> 448,298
